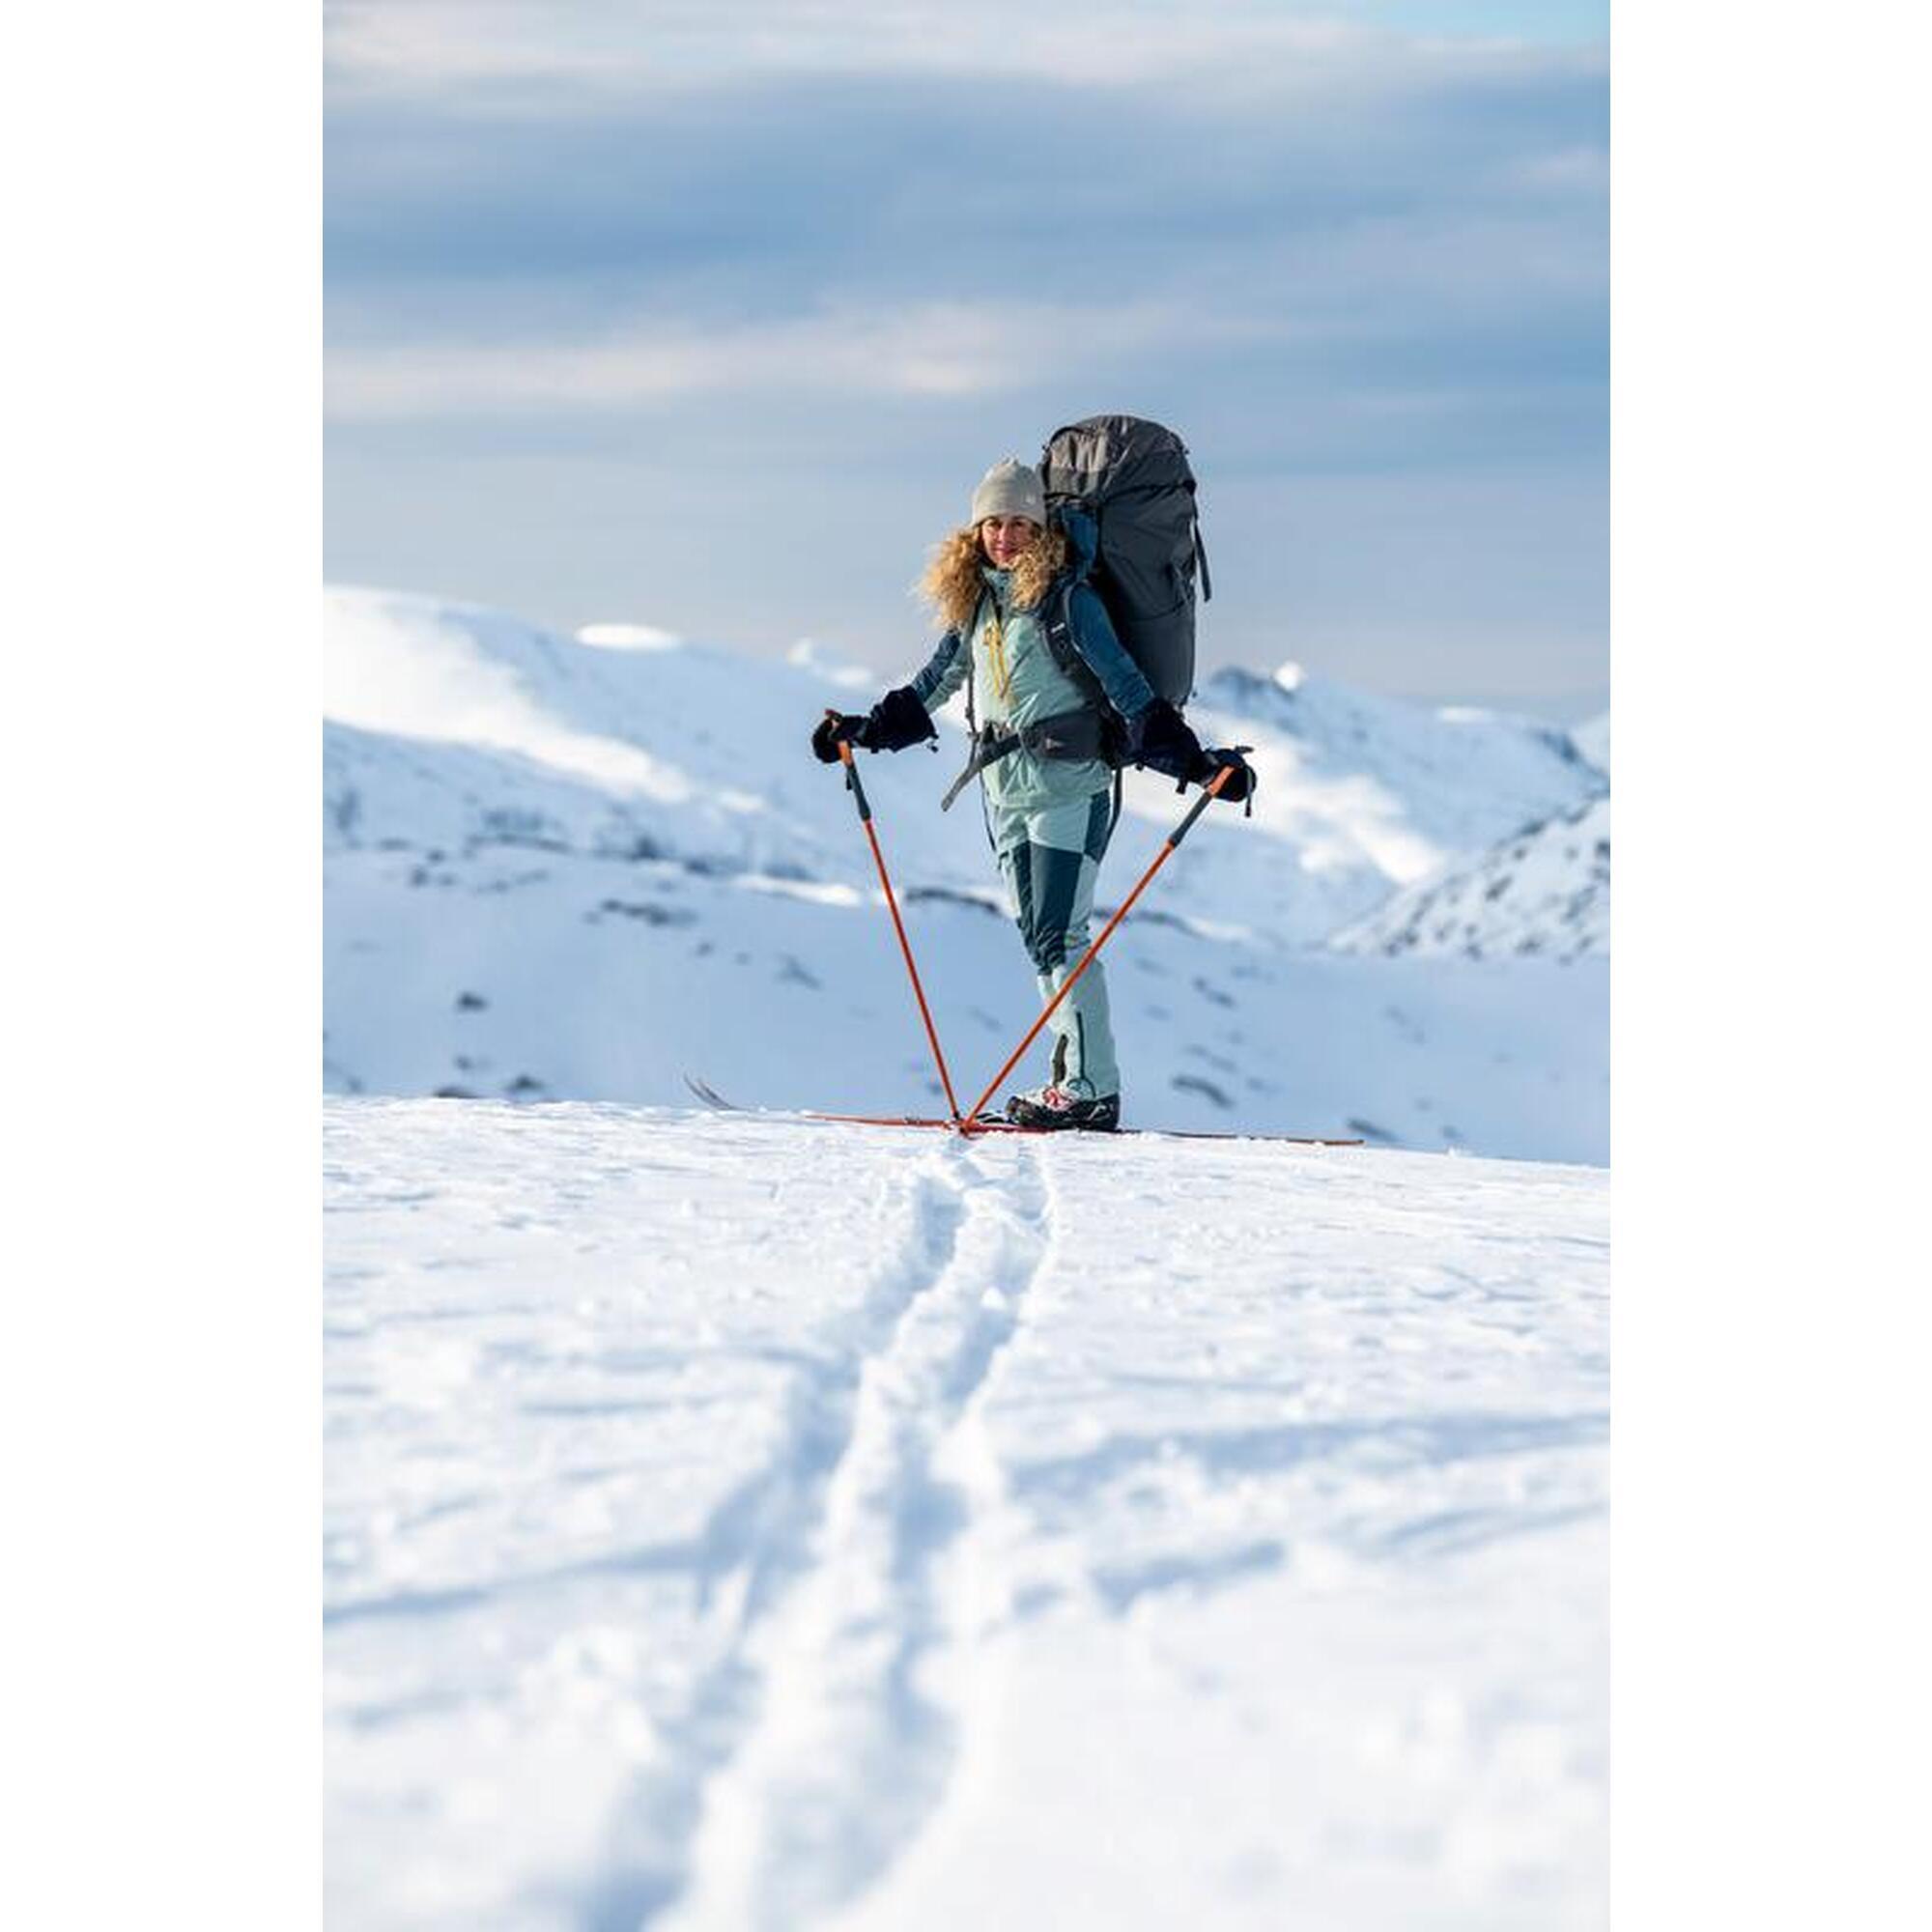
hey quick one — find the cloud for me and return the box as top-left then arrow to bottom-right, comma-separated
327,297 -> 1281,417
323,0 -> 1608,704
325,1 -> 1478,99
325,46 -> 1605,334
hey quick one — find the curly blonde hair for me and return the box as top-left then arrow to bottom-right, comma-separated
921,522 -> 1068,634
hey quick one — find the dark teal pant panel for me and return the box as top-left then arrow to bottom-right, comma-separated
987,785 -> 1122,1095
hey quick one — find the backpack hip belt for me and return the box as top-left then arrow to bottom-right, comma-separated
939,707 -> 1110,811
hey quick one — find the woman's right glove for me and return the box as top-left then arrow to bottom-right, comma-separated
810,712 -> 866,762
810,686 -> 937,763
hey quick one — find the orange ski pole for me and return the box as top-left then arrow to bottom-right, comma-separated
961,762 -> 1236,1133
835,730 -> 963,1123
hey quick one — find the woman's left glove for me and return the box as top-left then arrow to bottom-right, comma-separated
1131,698 -> 1212,785
1203,748 -> 1256,804
1132,701 -> 1258,806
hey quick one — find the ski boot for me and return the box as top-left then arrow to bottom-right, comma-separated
1005,1078 -> 1121,1132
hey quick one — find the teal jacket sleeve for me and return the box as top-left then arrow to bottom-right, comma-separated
908,628 -> 970,710
1066,585 -> 1157,720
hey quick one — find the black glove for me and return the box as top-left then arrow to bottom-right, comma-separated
1131,697 -> 1213,786
811,711 -> 867,762
1203,748 -> 1257,805
811,686 -> 937,764
861,684 -> 939,753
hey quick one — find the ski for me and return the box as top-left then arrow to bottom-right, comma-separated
682,1076 -> 1363,1145
682,1074 -> 754,1113
683,1076 -> 1034,1133
1126,1127 -> 1366,1145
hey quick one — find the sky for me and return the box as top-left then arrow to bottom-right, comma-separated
325,1 -> 1608,718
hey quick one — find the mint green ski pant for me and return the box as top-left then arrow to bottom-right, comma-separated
986,783 -> 1122,1097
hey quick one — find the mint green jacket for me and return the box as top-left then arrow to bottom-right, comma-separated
908,522 -> 1157,812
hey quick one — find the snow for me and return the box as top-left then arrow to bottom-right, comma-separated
579,623 -> 685,652
325,1096 -> 1608,1929
1187,665 -> 1603,890
1333,795 -> 1610,962
1570,711 -> 1609,775
322,586 -> 1611,1920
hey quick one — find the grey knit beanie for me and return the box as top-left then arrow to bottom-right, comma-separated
970,457 -> 1046,527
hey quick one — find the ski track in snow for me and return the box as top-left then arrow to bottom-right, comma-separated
640,1141 -> 1049,1928
325,1097 -> 1608,1930
582,1140 -> 1048,1928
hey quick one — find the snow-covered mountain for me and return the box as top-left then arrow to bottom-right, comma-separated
1571,709 -> 1610,777
325,586 -> 1609,1160
1332,795 -> 1610,962
1190,664 -> 1603,877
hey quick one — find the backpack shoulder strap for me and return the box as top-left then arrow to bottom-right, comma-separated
1042,579 -> 1109,713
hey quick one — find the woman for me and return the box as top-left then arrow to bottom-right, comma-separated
811,458 -> 1247,1130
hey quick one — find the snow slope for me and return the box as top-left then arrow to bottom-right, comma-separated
1331,796 -> 1611,962
1189,664 -> 1604,883
1570,711 -> 1609,777
325,1097 -> 1608,1930
325,588 -> 1609,1161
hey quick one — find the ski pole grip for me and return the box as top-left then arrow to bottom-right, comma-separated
1168,761 -> 1233,849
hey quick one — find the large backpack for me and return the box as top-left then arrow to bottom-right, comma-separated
1038,414 -> 1210,709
